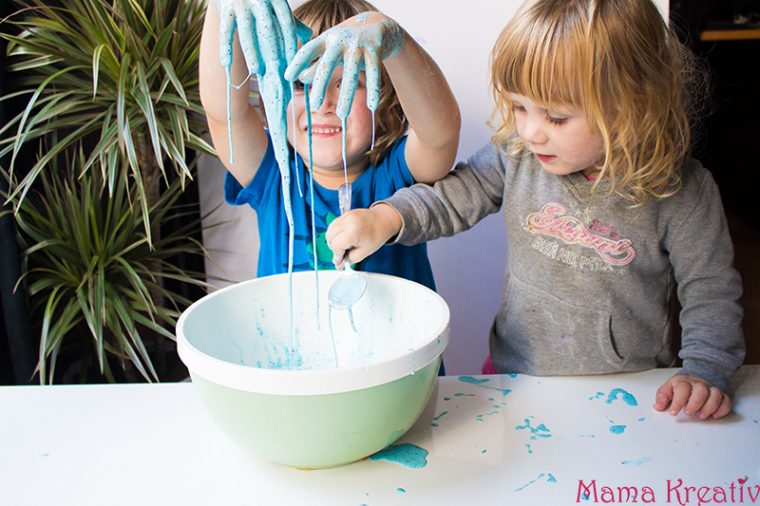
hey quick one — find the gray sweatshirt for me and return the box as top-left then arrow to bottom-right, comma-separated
386,142 -> 745,393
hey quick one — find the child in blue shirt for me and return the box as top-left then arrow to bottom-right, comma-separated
199,0 -> 460,293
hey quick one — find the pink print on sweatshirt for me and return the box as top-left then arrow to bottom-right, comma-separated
524,203 -> 636,266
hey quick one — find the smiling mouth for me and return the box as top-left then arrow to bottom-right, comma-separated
307,125 -> 342,135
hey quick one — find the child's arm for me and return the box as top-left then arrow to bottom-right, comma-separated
374,13 -> 461,183
285,12 -> 460,183
652,163 -> 745,420
199,4 -> 269,187
326,143 -> 509,267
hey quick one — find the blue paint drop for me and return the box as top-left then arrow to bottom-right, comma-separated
370,444 -> 428,469
396,488 -> 406,494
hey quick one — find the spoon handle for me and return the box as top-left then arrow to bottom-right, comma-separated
338,183 -> 352,216
336,183 -> 353,270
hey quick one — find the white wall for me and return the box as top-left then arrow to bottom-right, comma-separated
199,0 -> 669,376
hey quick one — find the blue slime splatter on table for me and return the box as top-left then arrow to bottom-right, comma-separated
606,388 -> 638,406
514,472 -> 557,492
609,424 -> 627,435
431,411 -> 448,427
369,443 -> 428,469
621,457 -> 651,466
516,416 -> 552,454
458,376 -> 512,396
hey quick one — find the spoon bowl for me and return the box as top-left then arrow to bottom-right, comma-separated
327,266 -> 367,310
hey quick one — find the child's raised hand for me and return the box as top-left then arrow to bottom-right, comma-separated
284,11 -> 405,120
213,0 -> 311,75
326,204 -> 402,269
653,373 -> 732,419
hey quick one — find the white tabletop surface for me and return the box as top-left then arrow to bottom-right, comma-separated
1,366 -> 759,506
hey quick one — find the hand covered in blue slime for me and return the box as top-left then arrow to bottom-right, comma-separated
213,0 -> 311,221
214,0 -> 310,150
214,0 -> 310,76
284,11 -> 405,120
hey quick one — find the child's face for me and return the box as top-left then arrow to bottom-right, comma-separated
507,93 -> 603,177
287,68 -> 374,185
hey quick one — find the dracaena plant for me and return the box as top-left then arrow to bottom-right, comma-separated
3,152 -> 208,383
0,0 -> 214,243
0,0 -> 216,382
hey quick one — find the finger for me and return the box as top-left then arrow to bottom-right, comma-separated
696,386 -> 723,419
309,42 -> 344,111
235,7 -> 263,75
341,244 -> 376,266
270,0 -> 298,60
363,46 -> 382,112
712,395 -> 732,419
653,382 -> 673,412
336,49 -> 361,120
326,219 -> 355,254
683,381 -> 709,417
250,0 -> 286,76
669,380 -> 692,416
284,36 -> 325,81
219,5 -> 237,68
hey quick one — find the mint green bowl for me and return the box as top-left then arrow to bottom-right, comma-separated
177,271 -> 449,469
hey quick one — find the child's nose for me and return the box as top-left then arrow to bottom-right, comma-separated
522,115 -> 548,144
315,82 -> 339,114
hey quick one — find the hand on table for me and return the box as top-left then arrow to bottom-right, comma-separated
284,11 -> 405,120
654,373 -> 732,419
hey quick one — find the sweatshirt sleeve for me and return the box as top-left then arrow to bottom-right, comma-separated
380,142 -> 508,246
665,161 -> 745,394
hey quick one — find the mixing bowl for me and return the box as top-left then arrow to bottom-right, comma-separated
176,271 -> 449,468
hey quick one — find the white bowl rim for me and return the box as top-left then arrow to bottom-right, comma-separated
176,272 -> 450,396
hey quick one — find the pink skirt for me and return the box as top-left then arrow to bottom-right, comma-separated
481,355 -> 499,375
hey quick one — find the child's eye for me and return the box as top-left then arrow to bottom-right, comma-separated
510,104 -> 526,113
546,113 -> 568,126
293,80 -> 305,91
335,78 -> 364,89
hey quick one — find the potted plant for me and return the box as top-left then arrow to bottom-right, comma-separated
0,0 -> 214,382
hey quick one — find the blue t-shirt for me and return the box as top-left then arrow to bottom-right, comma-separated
224,134 -> 436,291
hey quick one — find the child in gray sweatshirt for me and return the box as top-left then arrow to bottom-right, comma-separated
325,0 -> 745,420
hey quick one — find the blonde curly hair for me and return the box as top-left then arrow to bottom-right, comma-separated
293,0 -> 408,167
490,0 -> 708,204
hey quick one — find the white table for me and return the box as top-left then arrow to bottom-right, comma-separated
1,367 -> 759,505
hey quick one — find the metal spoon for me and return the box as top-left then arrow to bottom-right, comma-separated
327,183 -> 368,310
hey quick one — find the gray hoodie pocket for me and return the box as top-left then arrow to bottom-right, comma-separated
498,274 -> 628,375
